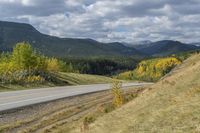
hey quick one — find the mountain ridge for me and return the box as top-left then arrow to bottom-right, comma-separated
0,20 -> 199,58
132,40 -> 199,56
0,21 -> 142,57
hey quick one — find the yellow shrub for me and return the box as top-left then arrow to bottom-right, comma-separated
111,80 -> 124,108
26,75 -> 45,83
46,58 -> 60,72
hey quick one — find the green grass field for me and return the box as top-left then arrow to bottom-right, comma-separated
72,53 -> 200,133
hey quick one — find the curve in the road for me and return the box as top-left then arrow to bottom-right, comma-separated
0,83 -> 153,112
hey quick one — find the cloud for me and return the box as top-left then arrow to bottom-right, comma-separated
0,0 -> 200,43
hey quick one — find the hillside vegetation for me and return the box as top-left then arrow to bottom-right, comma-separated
80,53 -> 200,133
0,42 -> 113,91
0,42 -> 65,85
117,57 -> 181,81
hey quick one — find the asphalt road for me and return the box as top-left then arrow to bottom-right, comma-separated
0,83 -> 152,112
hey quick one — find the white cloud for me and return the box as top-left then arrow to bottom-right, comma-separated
21,0 -> 34,6
0,0 -> 200,43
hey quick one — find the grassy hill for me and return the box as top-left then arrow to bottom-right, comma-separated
0,72 -> 113,92
53,72 -> 113,85
134,40 -> 199,56
79,53 -> 200,133
0,21 -> 142,57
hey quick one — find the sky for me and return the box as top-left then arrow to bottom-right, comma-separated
0,0 -> 200,43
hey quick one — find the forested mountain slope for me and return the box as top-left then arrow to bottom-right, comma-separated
0,21 -> 141,57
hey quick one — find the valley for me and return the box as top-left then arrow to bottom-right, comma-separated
0,17 -> 200,133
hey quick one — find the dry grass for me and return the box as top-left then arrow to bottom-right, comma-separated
70,54 -> 200,133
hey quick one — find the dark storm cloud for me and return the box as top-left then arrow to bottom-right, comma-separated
0,0 -> 200,43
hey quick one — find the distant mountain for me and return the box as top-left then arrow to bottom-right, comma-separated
190,42 -> 200,47
134,40 -> 199,56
0,21 -> 142,57
123,40 -> 152,48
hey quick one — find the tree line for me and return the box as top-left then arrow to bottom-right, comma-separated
62,57 -> 139,75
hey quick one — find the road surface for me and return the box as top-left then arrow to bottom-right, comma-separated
0,83 -> 152,112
